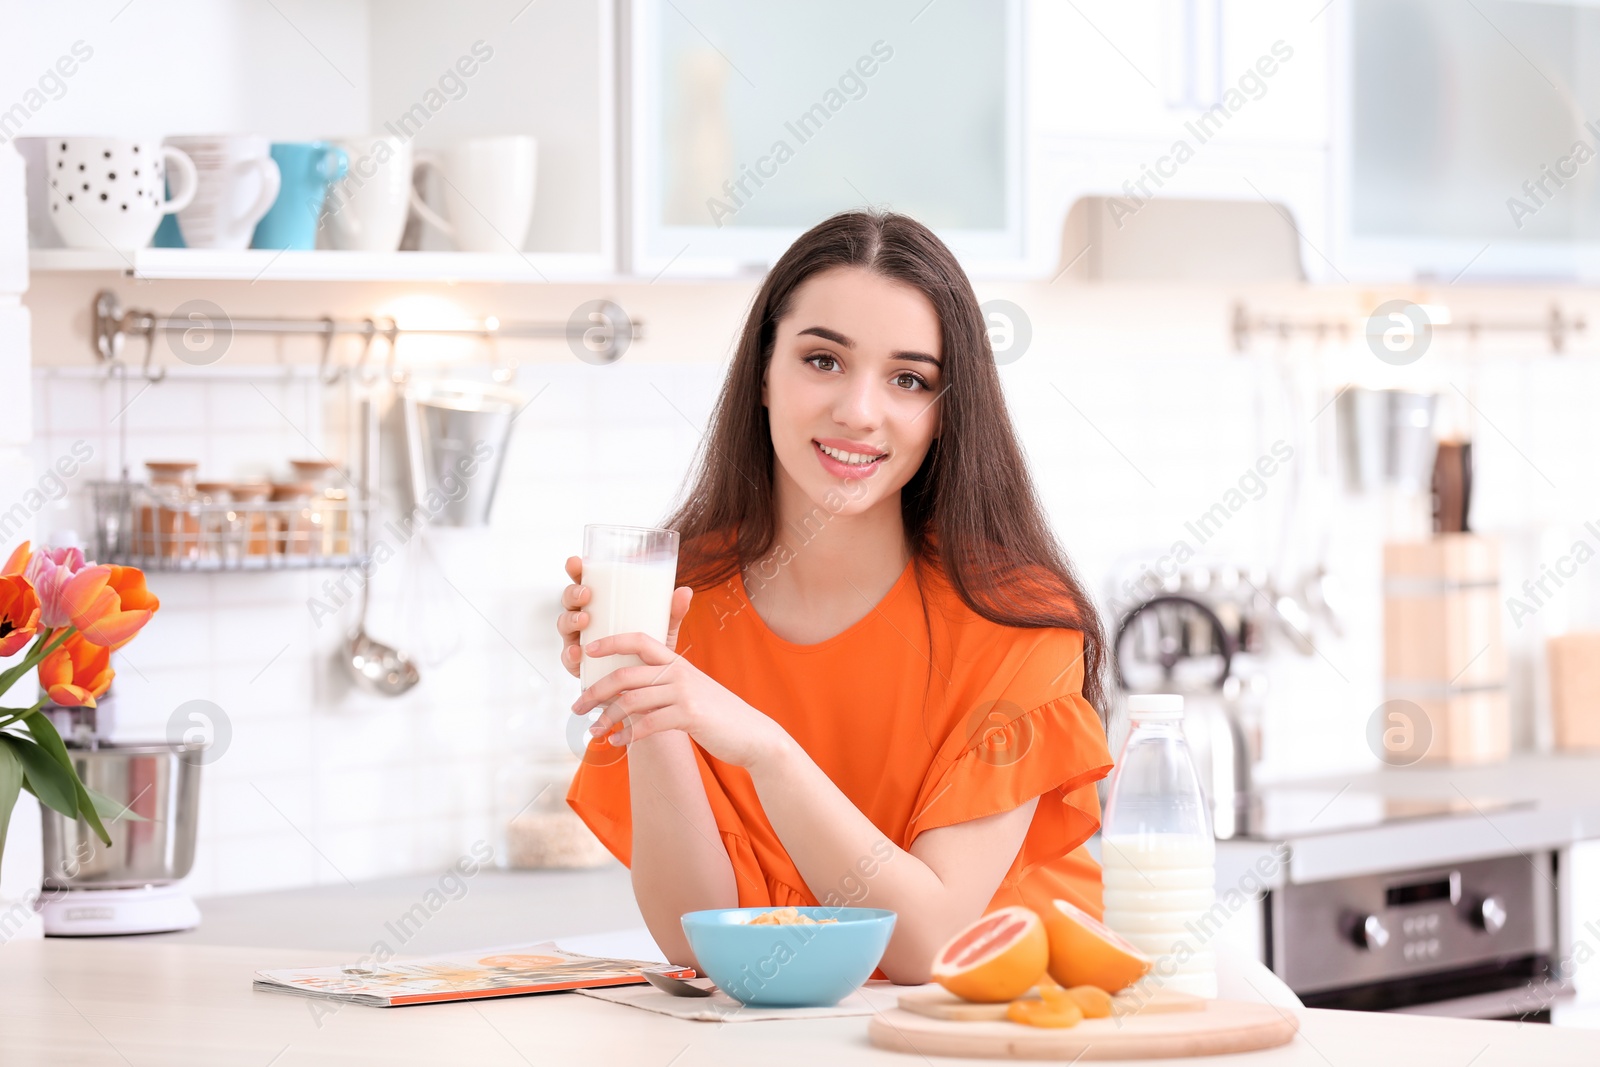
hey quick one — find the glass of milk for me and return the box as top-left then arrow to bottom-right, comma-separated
579,524 -> 680,690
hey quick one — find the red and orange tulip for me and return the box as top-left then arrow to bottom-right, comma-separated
0,575 -> 40,657
1,540 -> 160,873
2,540 -> 29,577
1,539 -> 159,702
63,565 -> 160,650
38,631 -> 113,708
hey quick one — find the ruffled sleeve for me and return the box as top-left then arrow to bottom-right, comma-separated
905,626 -> 1113,895
565,742 -> 635,866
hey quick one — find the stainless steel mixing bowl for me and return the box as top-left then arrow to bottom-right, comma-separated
39,741 -> 203,889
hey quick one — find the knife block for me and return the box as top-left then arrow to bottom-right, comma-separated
1383,535 -> 1510,764
1547,632 -> 1600,750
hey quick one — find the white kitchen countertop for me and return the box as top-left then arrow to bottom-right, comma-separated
146,863 -> 648,955
3,938 -> 1598,1066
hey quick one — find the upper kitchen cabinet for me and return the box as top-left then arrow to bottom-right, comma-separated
1329,0 -> 1600,282
1028,0 -> 1331,279
14,0 -> 616,281
624,0 -> 1029,278
1031,0 -> 1328,148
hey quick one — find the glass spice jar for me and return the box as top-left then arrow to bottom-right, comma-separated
143,460 -> 199,561
230,483 -> 273,559
193,482 -> 237,564
290,458 -> 350,557
269,482 -> 315,556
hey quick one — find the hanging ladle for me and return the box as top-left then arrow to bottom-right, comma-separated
344,320 -> 420,695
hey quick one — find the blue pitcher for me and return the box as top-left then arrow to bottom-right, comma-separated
251,142 -> 348,251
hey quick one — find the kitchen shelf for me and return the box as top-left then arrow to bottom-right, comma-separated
90,480 -> 372,573
28,248 -> 631,284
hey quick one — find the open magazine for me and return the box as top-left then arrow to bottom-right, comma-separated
253,942 -> 695,1007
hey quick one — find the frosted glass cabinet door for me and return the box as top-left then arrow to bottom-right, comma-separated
1341,0 -> 1600,278
627,0 -> 1024,274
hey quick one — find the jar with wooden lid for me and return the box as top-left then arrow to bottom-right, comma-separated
269,482 -> 315,556
194,482 -> 237,563
230,483 -> 273,558
143,460 -> 199,561
289,458 -> 350,556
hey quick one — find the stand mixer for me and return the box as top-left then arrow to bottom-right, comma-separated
35,699 -> 204,936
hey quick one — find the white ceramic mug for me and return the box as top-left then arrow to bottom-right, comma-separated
322,135 -> 414,252
45,137 -> 197,251
408,135 -> 537,254
166,135 -> 281,251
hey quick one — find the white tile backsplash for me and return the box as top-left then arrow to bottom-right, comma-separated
28,364 -> 630,898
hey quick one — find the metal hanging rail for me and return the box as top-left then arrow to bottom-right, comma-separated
90,289 -> 642,380
1231,301 -> 1587,353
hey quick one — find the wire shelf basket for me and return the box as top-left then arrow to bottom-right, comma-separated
90,480 -> 373,572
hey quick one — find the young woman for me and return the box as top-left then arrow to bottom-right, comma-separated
558,210 -> 1112,984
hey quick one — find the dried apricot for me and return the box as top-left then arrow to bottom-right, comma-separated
1063,985 -> 1113,1018
1006,995 -> 1084,1028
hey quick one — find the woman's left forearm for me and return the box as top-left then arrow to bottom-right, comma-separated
747,734 -> 984,984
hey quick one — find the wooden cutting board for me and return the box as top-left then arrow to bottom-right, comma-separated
868,998 -> 1298,1060
895,987 -> 1204,1022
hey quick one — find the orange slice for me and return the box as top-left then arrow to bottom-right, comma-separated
1041,898 -> 1151,992
931,905 -> 1049,1003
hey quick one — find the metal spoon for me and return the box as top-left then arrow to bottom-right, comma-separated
643,970 -> 714,998
344,390 -> 419,696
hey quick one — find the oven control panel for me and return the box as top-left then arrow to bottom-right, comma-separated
1270,852 -> 1552,995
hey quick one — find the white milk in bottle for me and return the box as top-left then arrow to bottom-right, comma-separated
1099,694 -> 1219,998
1101,833 -> 1217,997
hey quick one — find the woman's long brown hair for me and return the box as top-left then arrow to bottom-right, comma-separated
663,209 -> 1107,719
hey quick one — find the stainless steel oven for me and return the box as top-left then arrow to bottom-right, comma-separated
1266,851 -> 1569,1021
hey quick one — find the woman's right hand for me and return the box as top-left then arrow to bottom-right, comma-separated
557,555 -> 590,678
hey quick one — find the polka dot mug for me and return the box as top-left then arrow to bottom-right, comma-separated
45,137 -> 198,251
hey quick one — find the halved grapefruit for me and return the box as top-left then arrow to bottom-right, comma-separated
930,905 -> 1048,1003
1041,898 -> 1151,992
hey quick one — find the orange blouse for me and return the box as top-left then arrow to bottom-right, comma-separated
566,549 -> 1115,926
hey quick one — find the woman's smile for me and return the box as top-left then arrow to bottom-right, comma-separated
813,437 -> 889,479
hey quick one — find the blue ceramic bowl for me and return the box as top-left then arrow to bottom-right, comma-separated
680,906 -> 896,1007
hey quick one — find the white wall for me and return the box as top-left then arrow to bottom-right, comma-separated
0,0 -> 371,139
